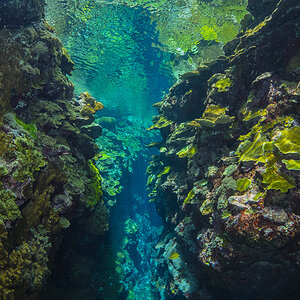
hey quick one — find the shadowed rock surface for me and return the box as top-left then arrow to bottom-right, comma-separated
0,1 -> 108,298
0,0 -> 299,299
147,0 -> 300,298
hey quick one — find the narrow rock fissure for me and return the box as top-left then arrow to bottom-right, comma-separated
0,1 -> 299,299
49,150 -> 163,299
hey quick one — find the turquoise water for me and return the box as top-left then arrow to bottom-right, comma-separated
45,0 -> 248,298
46,0 -> 174,123
45,0 -> 247,122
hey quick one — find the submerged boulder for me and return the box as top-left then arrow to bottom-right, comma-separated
96,116 -> 117,132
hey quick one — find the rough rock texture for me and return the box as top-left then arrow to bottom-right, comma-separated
148,0 -> 300,299
0,0 -> 45,29
0,2 -> 108,299
247,0 -> 280,23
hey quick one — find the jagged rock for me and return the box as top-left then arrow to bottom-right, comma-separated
247,0 -> 280,22
80,123 -> 103,139
148,1 -> 300,298
0,1 -> 108,298
0,0 -> 45,28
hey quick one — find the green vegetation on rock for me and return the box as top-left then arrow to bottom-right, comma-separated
0,183 -> 21,222
184,189 -> 195,204
262,165 -> 295,193
147,116 -> 173,131
177,145 -> 197,158
81,161 -> 103,208
214,77 -> 232,92
274,127 -> 300,154
124,219 -> 138,235
190,105 -> 234,128
282,159 -> 300,171
13,138 -> 47,182
236,178 -> 251,192
158,166 -> 171,177
237,111 -> 299,193
15,116 -> 37,138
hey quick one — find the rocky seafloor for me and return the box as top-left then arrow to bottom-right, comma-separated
0,0 -> 299,299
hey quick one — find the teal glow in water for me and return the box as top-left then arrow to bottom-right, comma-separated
46,0 -> 247,122
44,1 -> 248,298
109,157 -> 163,299
46,2 -> 173,122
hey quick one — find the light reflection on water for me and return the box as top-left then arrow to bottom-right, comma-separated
45,0 -> 247,122
46,1 -> 174,123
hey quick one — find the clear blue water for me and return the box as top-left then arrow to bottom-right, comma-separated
45,1 -> 248,298
46,2 -> 170,295
108,157 -> 163,299
46,0 -> 174,123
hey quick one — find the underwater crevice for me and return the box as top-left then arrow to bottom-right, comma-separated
0,0 -> 299,299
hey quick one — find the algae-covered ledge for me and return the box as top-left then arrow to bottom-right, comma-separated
0,1 -> 109,298
147,0 -> 300,298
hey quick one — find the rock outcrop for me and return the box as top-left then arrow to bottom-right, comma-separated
148,0 -> 300,298
0,1 -> 108,298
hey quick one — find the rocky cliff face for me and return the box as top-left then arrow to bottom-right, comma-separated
0,1 -> 108,298
148,0 -> 300,298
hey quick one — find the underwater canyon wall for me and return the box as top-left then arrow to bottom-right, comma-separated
0,0 -> 299,299
0,1 -> 109,298
148,0 -> 300,298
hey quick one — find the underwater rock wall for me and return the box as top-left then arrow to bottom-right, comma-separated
0,0 -> 45,29
39,117 -> 159,299
148,0 -> 300,298
0,1 -> 108,298
94,118 -> 158,205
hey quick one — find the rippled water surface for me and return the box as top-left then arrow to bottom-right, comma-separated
46,0 -> 247,122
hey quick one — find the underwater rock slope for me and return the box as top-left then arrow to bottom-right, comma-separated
148,0 -> 300,298
0,1 -> 108,298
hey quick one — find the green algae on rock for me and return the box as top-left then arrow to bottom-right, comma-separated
0,1 -> 109,297
147,0 -> 300,298
236,177 -> 252,192
190,104 -> 235,128
124,219 -> 138,235
94,116 -> 157,206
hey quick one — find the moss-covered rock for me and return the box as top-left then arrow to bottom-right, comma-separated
148,0 -> 300,298
0,1 -> 109,298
